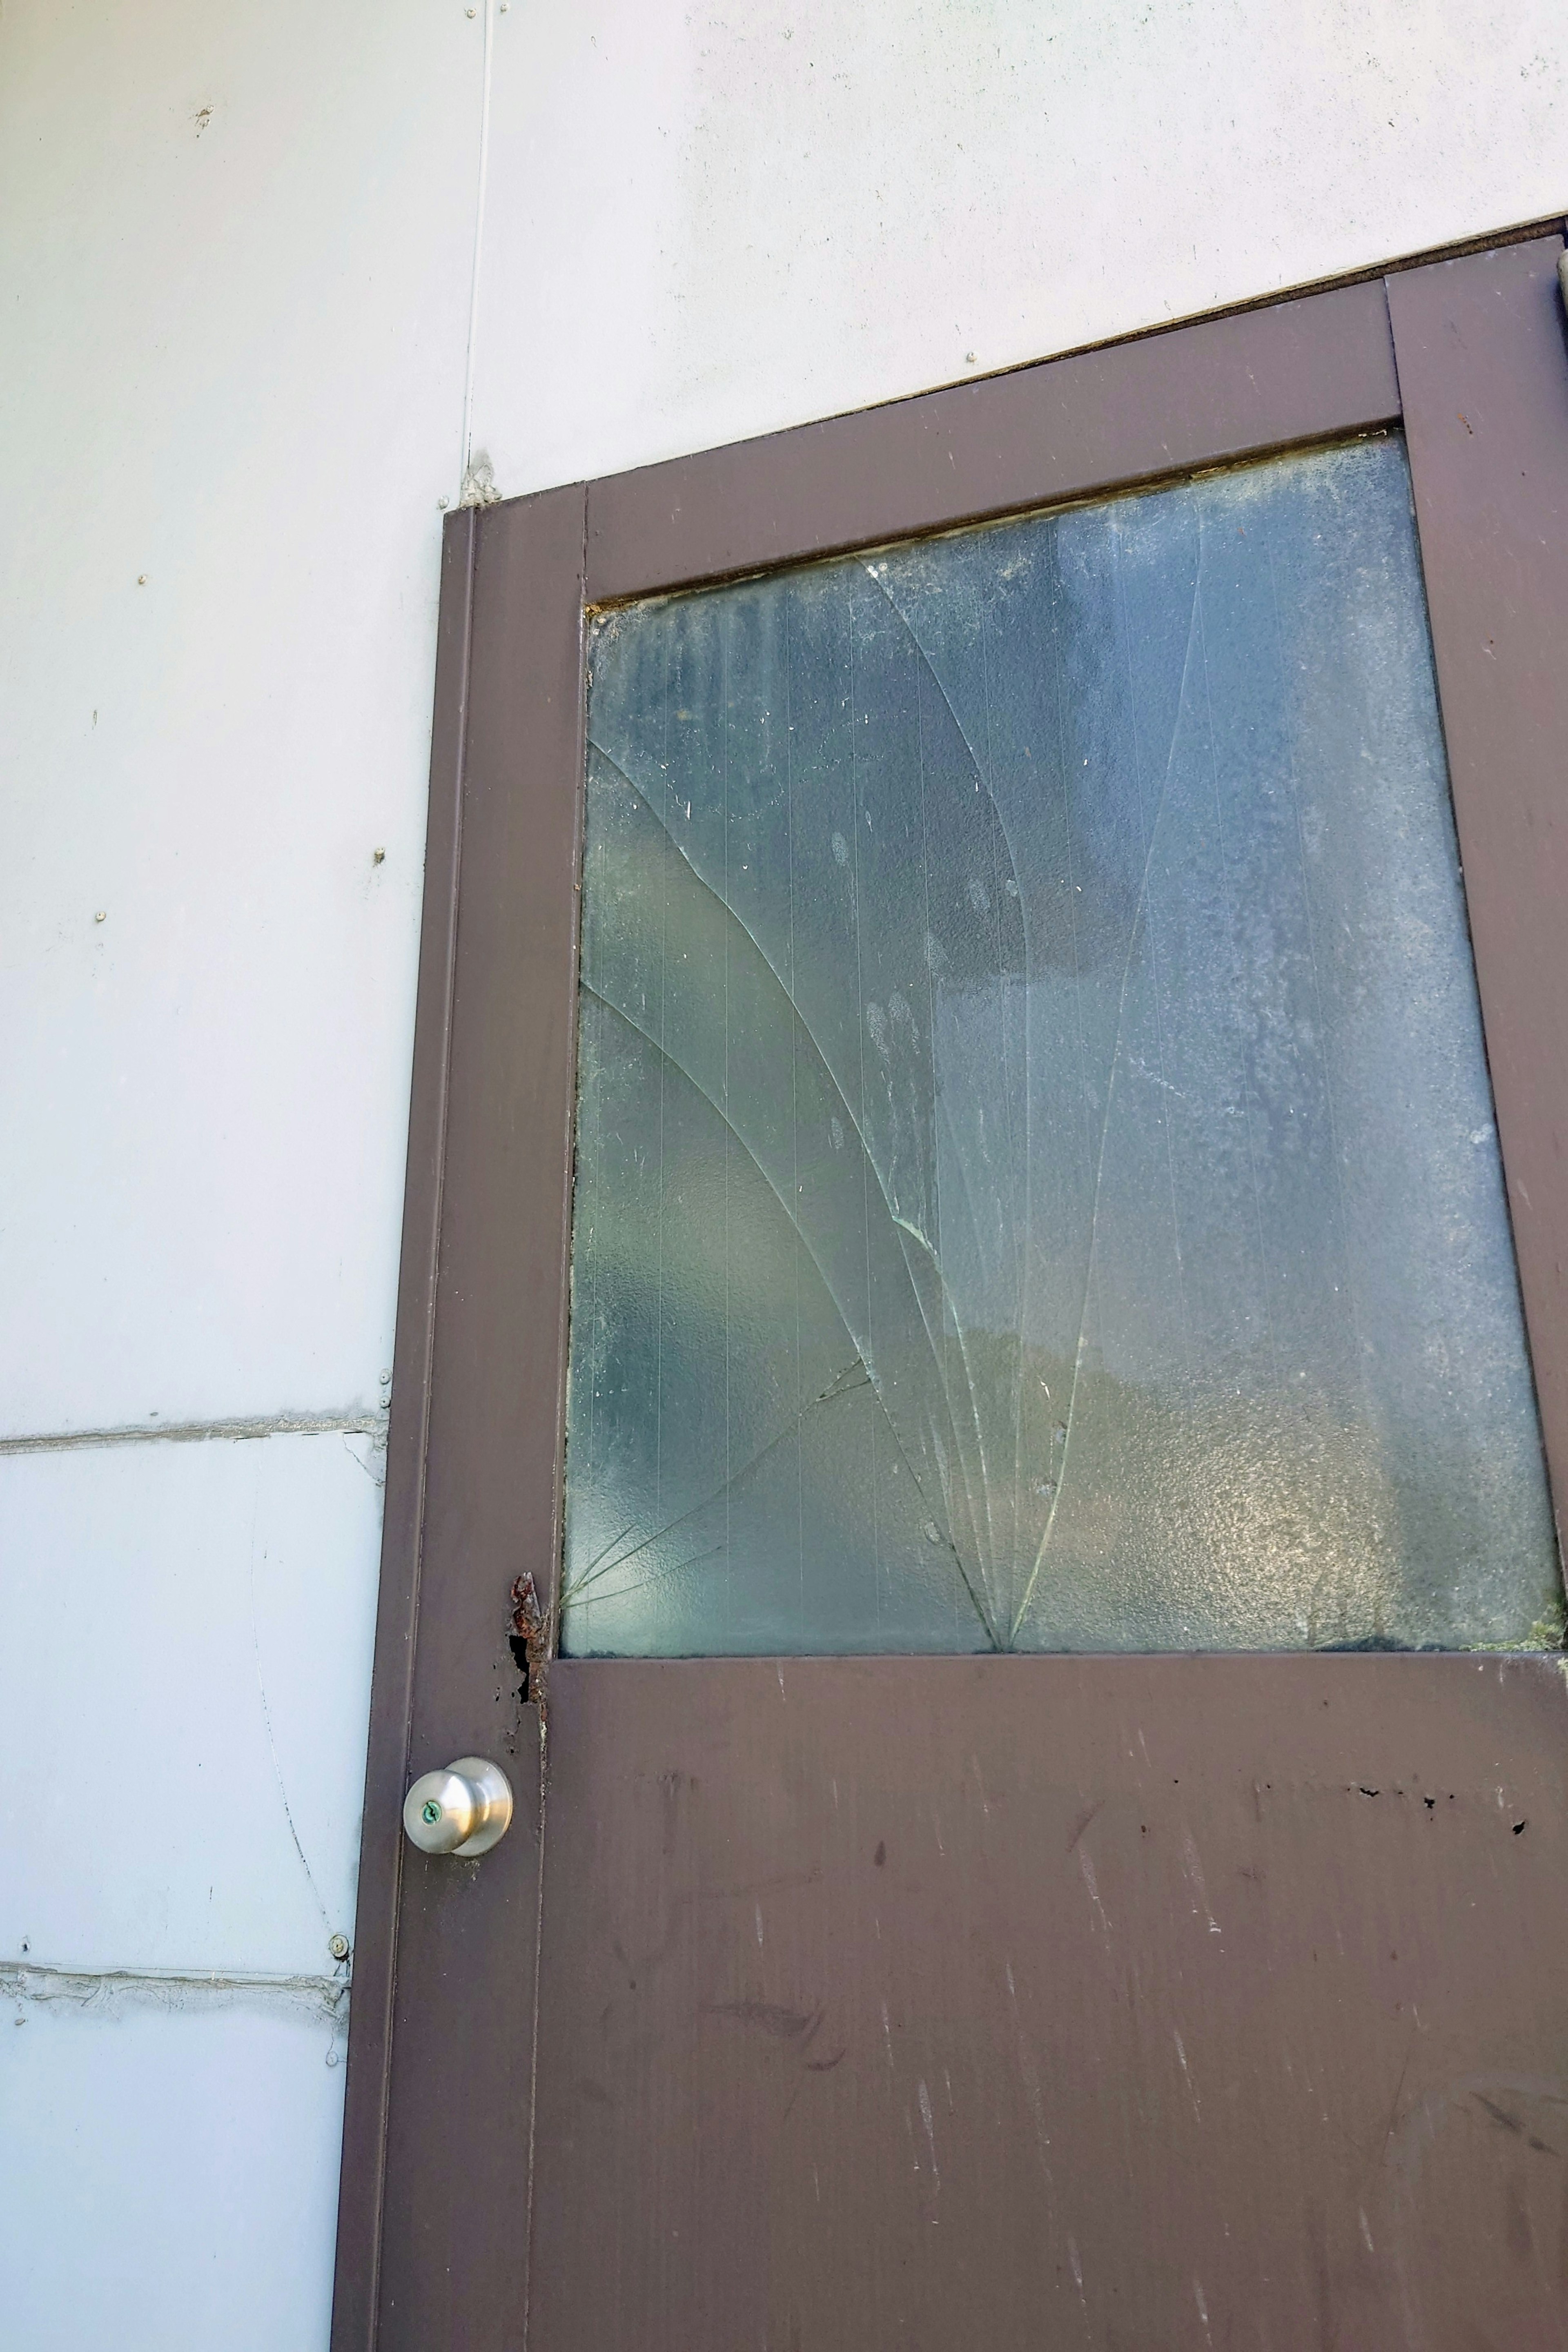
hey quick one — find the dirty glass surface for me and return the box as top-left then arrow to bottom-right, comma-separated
561,435 -> 1561,1656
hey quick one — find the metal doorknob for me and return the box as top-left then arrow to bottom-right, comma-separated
402,1756 -> 513,1857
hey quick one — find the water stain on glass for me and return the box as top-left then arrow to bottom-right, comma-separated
561,436 -> 1562,1657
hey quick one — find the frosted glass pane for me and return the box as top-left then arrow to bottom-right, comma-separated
562,436 -> 1561,1656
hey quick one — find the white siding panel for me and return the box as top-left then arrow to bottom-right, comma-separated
0,0 -> 480,1437
0,1996 -> 345,2352
0,1431 -> 381,1979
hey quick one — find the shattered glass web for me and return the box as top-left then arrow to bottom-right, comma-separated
562,435 -> 1561,1656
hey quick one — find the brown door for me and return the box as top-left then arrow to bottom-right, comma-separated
334,236 -> 1568,2352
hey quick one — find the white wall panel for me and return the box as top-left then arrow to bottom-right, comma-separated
472,0 -> 1568,498
0,1431 -> 381,1978
0,0 -> 481,1437
0,1995 -> 345,2352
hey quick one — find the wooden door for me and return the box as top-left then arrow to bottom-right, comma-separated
334,235 -> 1568,2352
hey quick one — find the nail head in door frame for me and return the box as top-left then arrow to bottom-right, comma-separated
332,226 -> 1568,2351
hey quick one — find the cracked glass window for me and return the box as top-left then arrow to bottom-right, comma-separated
561,434 -> 1561,1656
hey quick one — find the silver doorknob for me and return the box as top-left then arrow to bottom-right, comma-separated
402,1756 -> 513,1857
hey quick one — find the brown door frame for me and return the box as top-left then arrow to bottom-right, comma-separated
332,225 -> 1568,2350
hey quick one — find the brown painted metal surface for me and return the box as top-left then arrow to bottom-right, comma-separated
332,508 -> 477,2352
532,1656 -> 1568,2351
334,487 -> 587,2352
587,278 -> 1399,601
1388,236 -> 1568,1541
377,1737 -> 542,2348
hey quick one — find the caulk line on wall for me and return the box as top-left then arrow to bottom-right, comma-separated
0,1408 -> 387,1458
2,1958 -> 349,2029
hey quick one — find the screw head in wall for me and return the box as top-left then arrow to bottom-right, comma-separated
94,910 -> 106,923
137,574 -> 148,585
328,1933 -> 351,1962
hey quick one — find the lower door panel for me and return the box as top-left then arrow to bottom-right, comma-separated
530,1654 -> 1568,2351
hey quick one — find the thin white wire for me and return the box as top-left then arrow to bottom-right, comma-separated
459,0 -> 496,484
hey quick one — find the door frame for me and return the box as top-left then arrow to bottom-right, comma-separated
332,223 -> 1568,2351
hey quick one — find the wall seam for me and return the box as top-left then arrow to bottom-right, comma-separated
0,1410 -> 387,1457
3,1958 -> 351,2029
